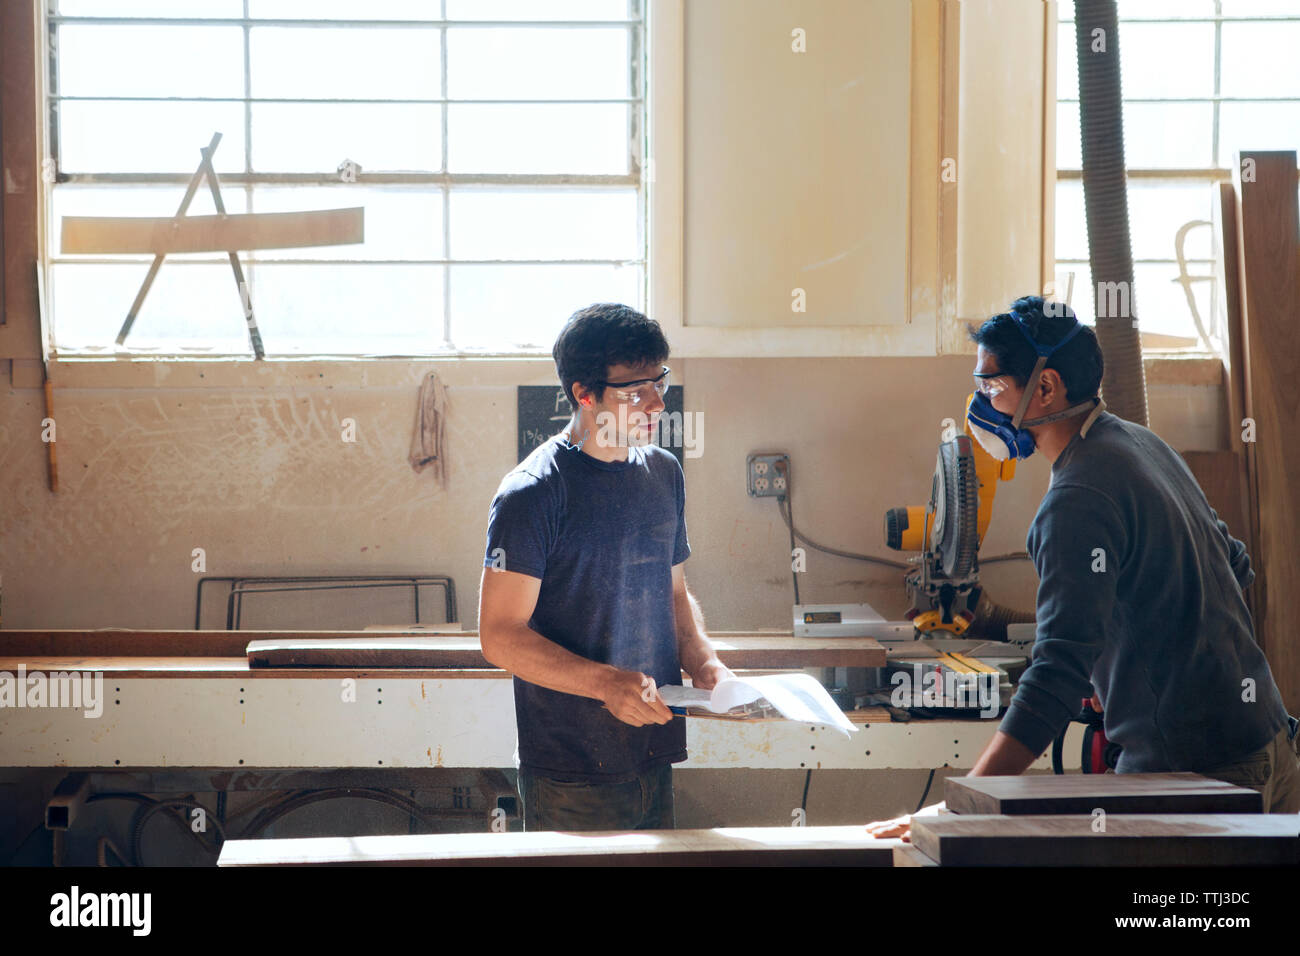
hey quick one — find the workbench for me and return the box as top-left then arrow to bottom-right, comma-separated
217,826 -> 907,867
0,629 -> 1080,770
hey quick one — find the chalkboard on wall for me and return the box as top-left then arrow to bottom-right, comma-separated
517,385 -> 685,467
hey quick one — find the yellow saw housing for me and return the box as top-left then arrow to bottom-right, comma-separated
885,393 -> 1016,554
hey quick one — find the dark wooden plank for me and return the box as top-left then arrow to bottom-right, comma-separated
945,773 -> 1262,816
911,814 -> 1300,867
217,826 -> 904,867
247,636 -> 488,668
245,635 -> 886,669
0,630 -> 254,657
0,0 -> 40,352
1235,150 -> 1300,713
1181,451 -> 1249,550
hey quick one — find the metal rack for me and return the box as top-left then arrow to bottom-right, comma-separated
194,575 -> 457,631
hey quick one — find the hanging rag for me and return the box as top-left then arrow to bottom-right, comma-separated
408,370 -> 449,487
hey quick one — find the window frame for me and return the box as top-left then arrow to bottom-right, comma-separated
42,0 -> 649,359
1054,3 -> 1300,353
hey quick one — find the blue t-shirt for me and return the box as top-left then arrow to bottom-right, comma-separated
482,433 -> 690,782
999,411 -> 1291,772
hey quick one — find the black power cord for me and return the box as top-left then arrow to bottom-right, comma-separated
915,768 -> 936,813
783,494 -> 801,606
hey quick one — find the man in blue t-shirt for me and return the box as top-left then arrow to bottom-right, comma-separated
479,303 -> 732,831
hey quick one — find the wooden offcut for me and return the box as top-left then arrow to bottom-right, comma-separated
60,207 -> 364,255
217,825 -> 905,867
911,814 -> 1300,867
945,772 -> 1262,816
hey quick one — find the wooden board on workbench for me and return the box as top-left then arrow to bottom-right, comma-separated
910,814 -> 1300,867
0,630 -> 295,657
247,636 -> 487,668
217,825 -> 904,867
0,630 -> 884,669
945,772 -> 1263,816
245,634 -> 886,669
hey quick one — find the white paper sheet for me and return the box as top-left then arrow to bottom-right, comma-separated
659,673 -> 857,736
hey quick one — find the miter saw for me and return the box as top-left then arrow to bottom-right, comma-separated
790,396 -> 1036,713
882,408 -> 1016,636
840,396 -> 1033,712
875,396 -> 1038,710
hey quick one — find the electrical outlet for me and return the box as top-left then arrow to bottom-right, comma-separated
747,454 -> 790,497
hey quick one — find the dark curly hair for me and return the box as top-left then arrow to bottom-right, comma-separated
552,303 -> 670,410
967,296 -> 1104,404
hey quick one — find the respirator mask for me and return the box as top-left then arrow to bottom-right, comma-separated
966,314 -> 1099,461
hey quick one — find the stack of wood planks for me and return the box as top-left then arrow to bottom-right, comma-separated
895,772 -> 1294,867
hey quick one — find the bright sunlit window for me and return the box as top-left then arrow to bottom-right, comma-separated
46,0 -> 646,356
1055,0 -> 1300,351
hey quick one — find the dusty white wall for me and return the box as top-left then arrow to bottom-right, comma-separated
0,357 -> 1223,630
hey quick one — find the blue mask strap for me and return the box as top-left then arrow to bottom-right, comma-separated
1013,314 -> 1083,357
1008,315 -> 1083,428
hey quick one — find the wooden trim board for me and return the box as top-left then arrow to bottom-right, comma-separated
911,814 -> 1300,867
217,825 -> 904,867
945,772 -> 1263,815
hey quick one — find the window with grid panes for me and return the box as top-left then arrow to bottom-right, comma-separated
46,0 -> 646,356
1056,0 -> 1300,351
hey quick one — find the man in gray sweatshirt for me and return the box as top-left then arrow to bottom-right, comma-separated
868,296 -> 1298,838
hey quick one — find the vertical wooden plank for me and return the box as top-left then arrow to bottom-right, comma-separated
1234,150 -> 1300,714
1040,1 -> 1058,298
908,0 -> 942,339
0,0 -> 41,359
937,0 -> 960,337
1217,180 -> 1259,621
0,89 -> 6,328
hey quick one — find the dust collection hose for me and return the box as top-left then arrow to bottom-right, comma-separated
1074,0 -> 1149,426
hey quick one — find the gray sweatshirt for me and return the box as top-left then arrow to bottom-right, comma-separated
998,411 -> 1291,772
